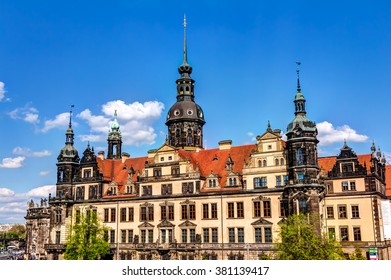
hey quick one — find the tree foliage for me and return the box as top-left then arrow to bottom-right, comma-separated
276,213 -> 346,260
64,210 -> 111,260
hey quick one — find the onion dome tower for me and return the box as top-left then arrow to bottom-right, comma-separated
165,16 -> 205,150
284,62 -> 324,221
107,110 -> 122,159
56,106 -> 80,199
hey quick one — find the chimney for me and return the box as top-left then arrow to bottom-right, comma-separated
121,152 -> 130,163
98,151 -> 105,160
218,140 -> 232,150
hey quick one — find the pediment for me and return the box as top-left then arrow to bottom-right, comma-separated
157,220 -> 175,228
156,143 -> 177,153
251,217 -> 273,226
138,222 -> 154,228
178,220 -> 197,227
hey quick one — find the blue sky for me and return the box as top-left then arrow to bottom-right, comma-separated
0,0 -> 390,224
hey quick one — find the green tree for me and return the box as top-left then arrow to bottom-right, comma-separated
276,213 -> 346,260
350,246 -> 367,260
8,224 -> 26,239
64,210 -> 111,260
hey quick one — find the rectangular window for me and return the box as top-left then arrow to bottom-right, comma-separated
327,206 -> 334,219
168,229 -> 173,243
148,230 -> 153,243
161,205 -> 167,220
254,201 -> 261,218
181,229 -> 187,243
120,208 -> 126,222
104,209 -> 109,222
203,204 -> 209,219
203,228 -> 210,243
283,175 -> 289,186
110,230 -> 115,243
189,204 -> 196,220
212,228 -> 218,243
351,205 -> 360,219
237,202 -> 244,218
211,203 -> 218,219
228,202 -> 235,218
168,206 -> 174,220
276,175 -> 282,187
328,227 -> 336,239
280,200 -> 288,217
153,168 -> 162,177
128,207 -> 134,222
338,205 -> 347,219
264,228 -> 272,243
263,200 -> 271,217
141,230 -> 146,243
261,177 -> 267,187
110,208 -> 116,222
148,206 -> 154,221
142,185 -> 152,196
161,184 -> 173,195
55,231 -> 61,244
353,227 -> 361,241
141,207 -> 147,221
128,230 -> 133,243
342,181 -> 349,191
340,227 -> 349,241
181,205 -> 188,220
228,228 -> 235,243
254,177 -> 261,188
161,229 -> 166,243
237,228 -> 244,243
350,181 -> 356,191
121,230 -> 126,243
255,228 -> 262,243
103,230 -> 108,242
190,229 -> 196,243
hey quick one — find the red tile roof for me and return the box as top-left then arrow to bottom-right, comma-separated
386,165 -> 391,197
178,144 -> 256,189
97,156 -> 147,192
318,154 -> 373,173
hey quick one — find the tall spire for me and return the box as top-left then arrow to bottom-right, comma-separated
296,61 -> 301,93
183,14 -> 188,65
69,105 -> 74,128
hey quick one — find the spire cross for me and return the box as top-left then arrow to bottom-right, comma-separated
296,61 -> 301,92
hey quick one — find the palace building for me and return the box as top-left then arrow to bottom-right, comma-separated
25,20 -> 391,260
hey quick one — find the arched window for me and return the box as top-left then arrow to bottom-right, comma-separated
229,178 -> 233,186
209,180 -> 213,188
213,180 -> 216,187
275,159 -> 279,166
258,160 -> 262,167
296,148 -> 304,165
233,178 -> 237,186
280,158 -> 285,166
263,160 -> 267,167
298,199 -> 308,214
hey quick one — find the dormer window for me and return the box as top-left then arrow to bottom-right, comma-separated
83,168 -> 92,178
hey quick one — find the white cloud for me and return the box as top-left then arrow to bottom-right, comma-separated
384,152 -> 391,164
0,185 -> 56,223
77,100 -> 165,146
26,185 -> 56,197
41,112 -> 73,132
39,171 -> 50,176
8,104 -> 39,124
0,156 -> 25,168
12,146 -> 52,157
0,188 -> 15,197
317,121 -> 368,146
0,81 -> 5,101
